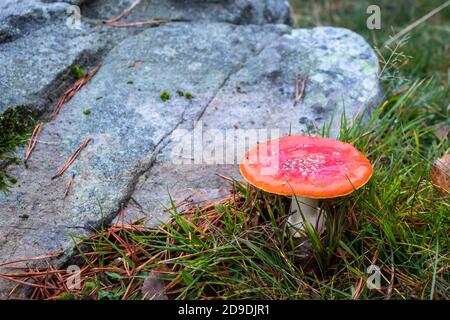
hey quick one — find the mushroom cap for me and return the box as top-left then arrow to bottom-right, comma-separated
239,135 -> 373,198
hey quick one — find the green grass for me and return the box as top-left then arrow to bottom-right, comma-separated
291,0 -> 449,86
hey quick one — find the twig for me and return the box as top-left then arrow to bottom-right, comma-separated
51,137 -> 91,180
295,74 -> 308,105
0,251 -> 64,267
51,65 -> 101,118
102,0 -> 172,29
351,277 -> 364,300
103,0 -> 141,24
386,250 -> 395,299
47,262 -> 69,293
33,140 -> 59,146
0,274 -> 59,290
392,86 -> 409,97
106,19 -> 169,28
63,174 -> 75,200
24,123 -> 44,162
0,269 -> 64,278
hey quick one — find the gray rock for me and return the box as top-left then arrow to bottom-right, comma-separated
0,1 -> 130,115
81,0 -> 292,25
0,0 -> 291,115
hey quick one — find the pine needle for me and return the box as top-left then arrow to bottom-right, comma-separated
51,137 -> 91,180
24,123 -> 44,162
51,65 -> 101,118
103,0 -> 141,24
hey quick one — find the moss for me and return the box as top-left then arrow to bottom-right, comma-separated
83,281 -> 96,294
160,91 -> 171,102
0,107 -> 36,191
127,80 -> 134,85
56,291 -> 78,300
83,108 -> 92,115
70,64 -> 85,80
176,90 -> 193,100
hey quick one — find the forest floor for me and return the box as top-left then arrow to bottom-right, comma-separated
1,0 -> 448,300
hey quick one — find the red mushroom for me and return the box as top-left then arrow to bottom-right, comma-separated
240,135 -> 373,235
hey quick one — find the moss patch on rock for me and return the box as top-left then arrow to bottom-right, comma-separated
0,107 -> 36,191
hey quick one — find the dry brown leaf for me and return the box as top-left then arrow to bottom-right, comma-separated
433,123 -> 450,142
430,153 -> 450,195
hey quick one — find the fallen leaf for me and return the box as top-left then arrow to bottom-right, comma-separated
430,154 -> 450,195
433,123 -> 449,142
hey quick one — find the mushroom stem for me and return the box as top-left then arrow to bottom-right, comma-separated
288,196 -> 325,237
